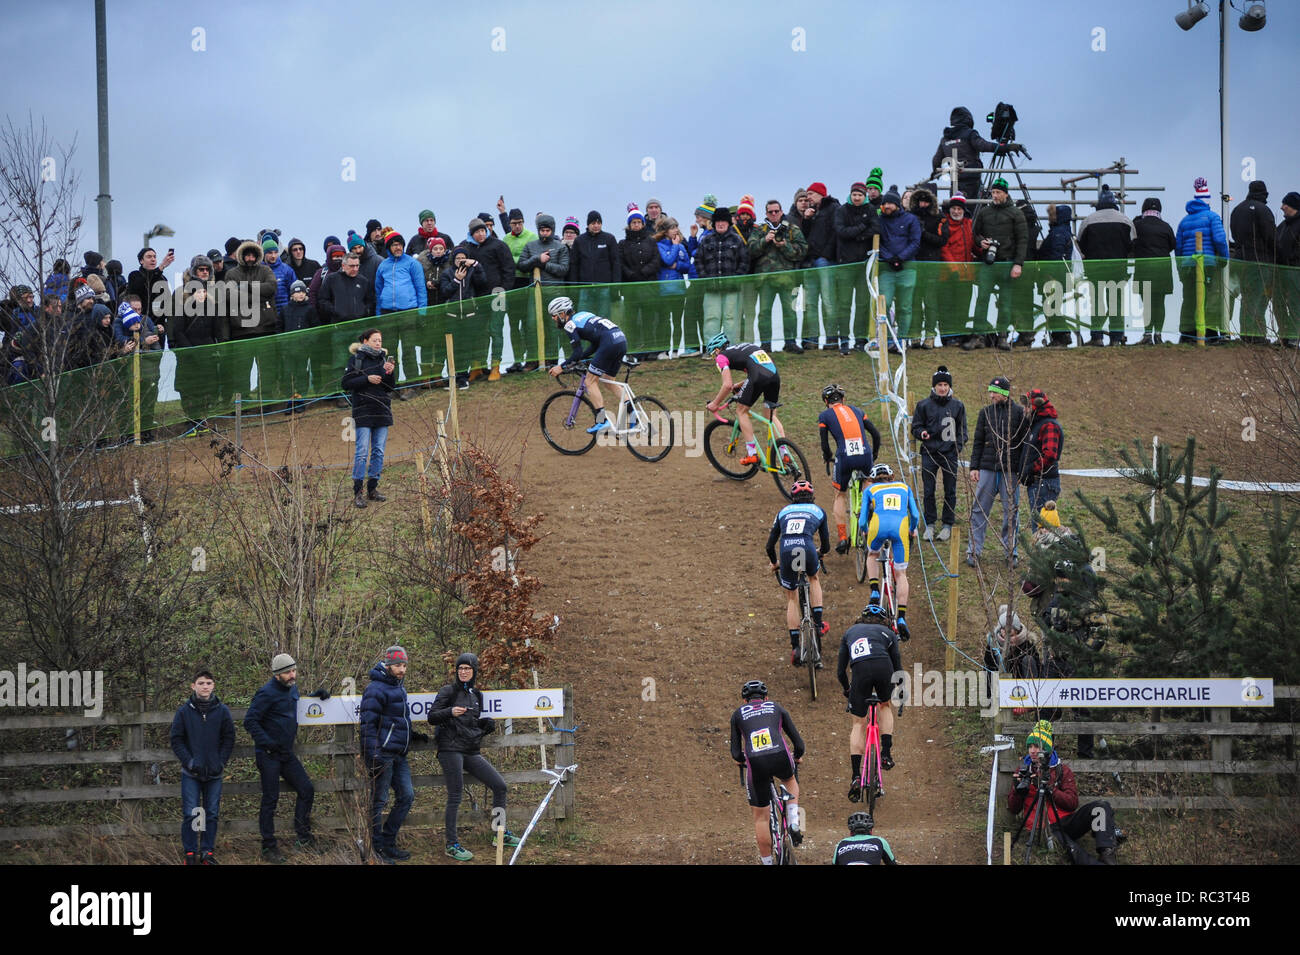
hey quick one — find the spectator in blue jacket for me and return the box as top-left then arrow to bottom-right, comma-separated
260,237 -> 296,316
1175,177 -> 1230,343
360,645 -> 426,863
374,231 -> 427,314
1037,204 -> 1075,347
169,669 -> 235,865
876,189 -> 922,352
244,653 -> 330,862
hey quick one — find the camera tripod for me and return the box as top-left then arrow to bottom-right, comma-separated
1010,765 -> 1056,863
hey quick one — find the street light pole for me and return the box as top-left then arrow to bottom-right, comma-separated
94,0 -> 112,259
1219,0 -> 1230,223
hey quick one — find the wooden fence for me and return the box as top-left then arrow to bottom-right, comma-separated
0,688 -> 574,842
997,686 -> 1298,810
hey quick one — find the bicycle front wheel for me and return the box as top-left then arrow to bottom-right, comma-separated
780,828 -> 798,865
540,390 -> 598,455
855,541 -> 868,583
703,418 -> 758,480
625,395 -> 674,463
771,438 -> 811,500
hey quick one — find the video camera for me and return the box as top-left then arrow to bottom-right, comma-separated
987,102 -> 1018,142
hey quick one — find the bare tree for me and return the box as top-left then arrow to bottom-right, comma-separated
0,113 -> 82,296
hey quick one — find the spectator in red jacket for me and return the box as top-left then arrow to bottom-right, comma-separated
1007,721 -> 1118,865
1018,388 -> 1063,532
937,195 -> 976,347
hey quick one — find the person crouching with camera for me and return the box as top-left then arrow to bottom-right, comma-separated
1007,720 -> 1119,865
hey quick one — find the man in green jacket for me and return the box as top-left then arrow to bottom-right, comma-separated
749,198 -> 810,353
967,179 -> 1029,351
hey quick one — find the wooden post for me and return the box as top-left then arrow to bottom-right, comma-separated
533,268 -> 545,372
1195,231 -> 1206,346
946,525 -> 960,671
132,331 -> 141,445
1003,830 -> 1012,865
1211,708 -> 1233,797
414,452 -> 433,549
121,697 -> 145,827
495,823 -> 505,866
433,410 -> 451,484
444,332 -> 460,441
233,393 -> 243,466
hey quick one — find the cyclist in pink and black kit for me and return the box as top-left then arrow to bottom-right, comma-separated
730,680 -> 805,864
705,331 -> 783,466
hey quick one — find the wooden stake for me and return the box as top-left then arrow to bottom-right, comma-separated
445,332 -> 460,441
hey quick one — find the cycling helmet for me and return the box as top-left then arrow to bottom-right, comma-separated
789,479 -> 815,503
705,331 -> 730,352
848,812 -> 874,834
861,603 -> 893,623
547,296 -> 574,317
821,383 -> 845,404
869,463 -> 894,480
741,680 -> 768,701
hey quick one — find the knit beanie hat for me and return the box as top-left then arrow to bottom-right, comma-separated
1194,177 -> 1212,200
468,218 -> 487,235
508,207 -> 524,222
382,645 -> 408,666
882,189 -> 902,207
83,250 -> 104,270
711,206 -> 733,225
1142,198 -> 1162,213
323,235 -> 341,254
1283,192 -> 1300,211
645,197 -> 663,211
988,375 -> 1011,396
932,365 -> 952,387
626,202 -> 644,224
807,181 -> 828,198
262,236 -> 279,252
586,210 -> 602,225
74,284 -> 95,304
865,167 -> 884,192
737,195 -> 757,218
1247,180 -> 1268,200
849,182 -> 868,196
1039,501 -> 1061,528
991,177 -> 1010,193
1026,719 -> 1053,753
347,231 -> 365,250
418,209 -> 435,223
562,217 -> 580,235
290,280 -> 307,295
116,301 -> 142,332
366,218 -> 383,234
536,213 -> 556,231
1096,185 -> 1118,210
271,653 -> 296,674
385,231 -> 405,249
695,194 -> 718,219
950,192 -> 967,206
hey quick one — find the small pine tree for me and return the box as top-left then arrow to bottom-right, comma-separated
1074,437 -> 1243,676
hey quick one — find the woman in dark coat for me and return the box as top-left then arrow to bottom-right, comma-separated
342,328 -> 395,508
1132,197 -> 1176,344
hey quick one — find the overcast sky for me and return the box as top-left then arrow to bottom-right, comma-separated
3,0 -> 1297,268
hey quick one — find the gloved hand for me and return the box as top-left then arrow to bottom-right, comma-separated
823,452 -> 834,464
309,688 -> 330,701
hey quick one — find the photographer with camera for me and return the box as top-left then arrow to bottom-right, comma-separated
931,107 -> 1021,202
967,179 -> 1029,351
1008,721 -> 1118,865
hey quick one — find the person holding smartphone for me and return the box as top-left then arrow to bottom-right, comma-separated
342,328 -> 395,508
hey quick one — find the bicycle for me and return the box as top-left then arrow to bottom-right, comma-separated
539,357 -> 674,462
847,468 -> 871,583
743,764 -> 800,866
854,692 -> 885,816
795,568 -> 822,700
703,395 -> 810,501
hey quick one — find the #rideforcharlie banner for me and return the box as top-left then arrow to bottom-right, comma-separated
999,677 -> 1273,709
297,688 -> 564,724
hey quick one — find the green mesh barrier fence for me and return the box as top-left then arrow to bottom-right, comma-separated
10,257 -> 1300,437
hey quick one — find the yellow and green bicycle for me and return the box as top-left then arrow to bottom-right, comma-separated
703,395 -> 810,501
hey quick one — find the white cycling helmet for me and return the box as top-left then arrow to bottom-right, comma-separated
548,296 -> 574,317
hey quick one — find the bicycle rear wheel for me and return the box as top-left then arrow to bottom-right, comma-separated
801,606 -> 818,701
703,418 -> 758,480
625,395 -> 674,463
540,390 -> 597,455
866,737 -> 879,816
771,438 -> 811,500
768,787 -> 784,865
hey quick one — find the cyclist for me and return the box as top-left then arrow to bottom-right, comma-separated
766,480 -> 831,667
836,603 -> 903,801
831,812 -> 898,865
730,680 -> 804,864
547,296 -> 628,434
705,331 -> 784,466
859,462 -> 921,641
817,383 -> 881,554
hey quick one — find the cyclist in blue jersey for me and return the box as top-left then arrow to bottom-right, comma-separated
832,812 -> 897,865
547,296 -> 628,434
859,463 -> 921,641
817,383 -> 881,554
766,480 -> 832,667
730,680 -> 804,864
705,331 -> 784,466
